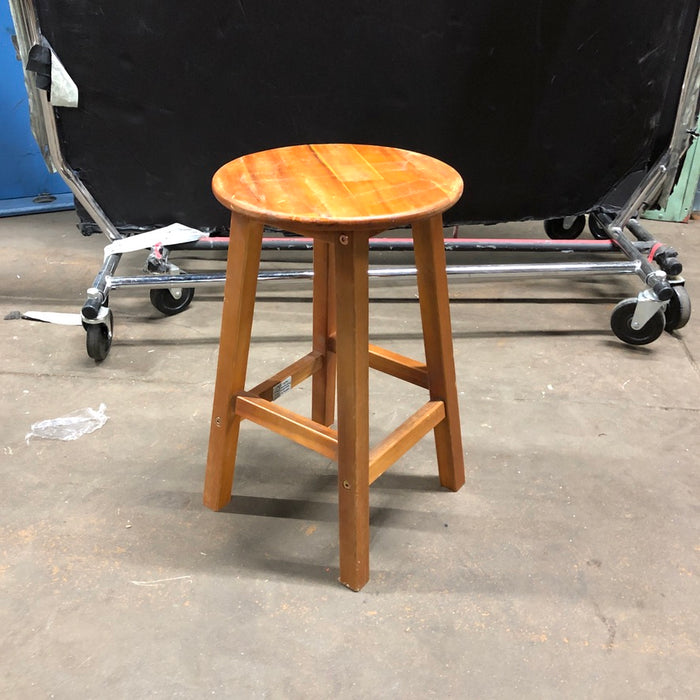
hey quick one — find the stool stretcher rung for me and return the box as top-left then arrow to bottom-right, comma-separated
368,400 -> 446,484
235,395 -> 338,460
368,345 -> 429,388
247,351 -> 324,402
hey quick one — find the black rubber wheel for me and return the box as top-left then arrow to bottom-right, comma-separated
85,311 -> 113,362
664,285 -> 691,332
150,287 -> 195,316
588,214 -> 609,240
610,298 -> 665,345
544,215 -> 586,239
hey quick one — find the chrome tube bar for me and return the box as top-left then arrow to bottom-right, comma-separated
106,260 -> 640,291
439,261 -> 640,279
81,253 -> 122,319
611,152 -> 671,230
594,214 -> 673,300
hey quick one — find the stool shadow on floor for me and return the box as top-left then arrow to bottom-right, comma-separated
211,489 -> 458,586
138,474 -> 473,589
220,481 -> 452,533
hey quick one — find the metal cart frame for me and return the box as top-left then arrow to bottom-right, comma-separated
9,0 -> 699,360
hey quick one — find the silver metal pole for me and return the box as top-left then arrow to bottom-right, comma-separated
9,0 -> 123,241
107,260 -> 641,291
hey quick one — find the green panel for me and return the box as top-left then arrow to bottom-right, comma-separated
644,118 -> 700,222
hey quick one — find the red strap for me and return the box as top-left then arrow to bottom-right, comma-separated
647,242 -> 663,262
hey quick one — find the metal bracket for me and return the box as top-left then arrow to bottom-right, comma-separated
86,283 -> 108,307
143,247 -> 185,296
81,304 -> 111,327
630,288 -> 667,330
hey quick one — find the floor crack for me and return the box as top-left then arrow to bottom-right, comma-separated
677,334 -> 700,378
593,602 -> 617,652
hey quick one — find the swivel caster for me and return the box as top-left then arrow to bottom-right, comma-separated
610,298 -> 665,345
544,215 -> 586,239
664,285 -> 691,332
150,287 -> 195,316
588,214 -> 610,240
83,307 -> 114,362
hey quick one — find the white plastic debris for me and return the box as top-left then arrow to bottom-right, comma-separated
22,311 -> 82,325
25,403 -> 109,442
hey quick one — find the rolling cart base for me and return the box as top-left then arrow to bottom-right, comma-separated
9,0 -> 698,361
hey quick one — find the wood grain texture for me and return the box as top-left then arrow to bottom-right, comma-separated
368,344 -> 429,388
203,214 -> 263,510
413,214 -> 466,492
235,396 -> 338,460
247,351 -> 323,402
368,401 -> 445,484
212,144 -> 463,234
334,232 -> 371,590
311,239 -> 337,426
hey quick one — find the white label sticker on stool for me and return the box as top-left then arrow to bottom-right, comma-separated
272,376 -> 292,400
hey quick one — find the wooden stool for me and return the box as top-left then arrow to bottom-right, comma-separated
204,144 -> 465,591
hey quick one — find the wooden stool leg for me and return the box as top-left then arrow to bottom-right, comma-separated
312,239 -> 336,426
412,215 -> 466,492
334,233 -> 371,590
203,214 -> 264,510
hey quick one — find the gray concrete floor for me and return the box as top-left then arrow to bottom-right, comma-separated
1,210 -> 699,698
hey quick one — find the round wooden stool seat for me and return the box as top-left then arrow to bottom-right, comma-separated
212,143 -> 463,234
205,143 -> 465,591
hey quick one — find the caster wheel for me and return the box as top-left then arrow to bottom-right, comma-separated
610,298 -> 665,345
588,214 -> 609,239
150,287 -> 195,316
664,285 -> 691,332
85,310 -> 113,362
544,215 -> 586,239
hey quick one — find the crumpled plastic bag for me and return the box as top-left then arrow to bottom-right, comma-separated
25,403 -> 109,442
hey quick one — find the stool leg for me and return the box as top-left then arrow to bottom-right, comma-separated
312,239 -> 336,426
412,215 -> 466,492
203,214 -> 264,510
334,233 -> 371,590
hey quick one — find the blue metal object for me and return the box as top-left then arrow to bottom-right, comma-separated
0,1 -> 72,216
